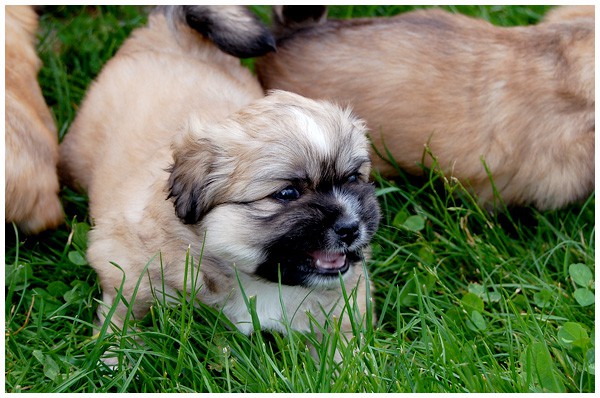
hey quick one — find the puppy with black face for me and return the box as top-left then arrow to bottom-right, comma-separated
165,92 -> 380,336
58,5 -> 380,351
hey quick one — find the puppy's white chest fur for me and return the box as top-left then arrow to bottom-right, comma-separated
221,273 -> 330,334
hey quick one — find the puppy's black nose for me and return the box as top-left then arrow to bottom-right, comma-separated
334,219 -> 360,246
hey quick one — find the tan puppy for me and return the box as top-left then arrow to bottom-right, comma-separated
59,5 -> 380,353
5,5 -> 63,233
257,6 -> 595,210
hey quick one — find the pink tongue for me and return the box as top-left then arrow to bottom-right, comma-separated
310,250 -> 347,270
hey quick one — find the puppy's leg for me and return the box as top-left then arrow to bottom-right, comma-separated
87,233 -> 159,365
5,102 -> 63,234
5,5 -> 63,234
93,276 -> 157,367
91,261 -> 157,335
309,272 -> 374,365
337,274 -> 374,363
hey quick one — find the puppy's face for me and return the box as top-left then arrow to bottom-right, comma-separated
168,90 -> 380,288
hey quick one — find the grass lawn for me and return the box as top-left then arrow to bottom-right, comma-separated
4,5 -> 595,393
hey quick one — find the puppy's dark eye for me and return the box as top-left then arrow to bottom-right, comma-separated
347,173 -> 360,183
273,186 -> 301,201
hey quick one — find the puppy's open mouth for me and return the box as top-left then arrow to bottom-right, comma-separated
308,250 -> 349,274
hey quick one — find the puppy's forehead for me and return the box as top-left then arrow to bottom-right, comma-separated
289,103 -> 367,148
273,105 -> 370,182
239,93 -> 369,159
289,107 -> 332,155
228,95 -> 371,196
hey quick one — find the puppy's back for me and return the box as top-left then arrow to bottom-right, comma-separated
256,6 -> 595,210
541,5 -> 594,23
59,6 -> 275,193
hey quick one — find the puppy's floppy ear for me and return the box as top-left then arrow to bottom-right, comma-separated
167,134 -> 232,224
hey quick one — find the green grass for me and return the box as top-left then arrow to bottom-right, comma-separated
5,5 -> 595,393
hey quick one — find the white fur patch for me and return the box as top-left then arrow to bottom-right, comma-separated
291,108 -> 330,155
222,273 -> 314,334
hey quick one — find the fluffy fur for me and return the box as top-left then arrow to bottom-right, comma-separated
58,6 -> 379,345
5,5 -> 64,234
256,5 -> 595,210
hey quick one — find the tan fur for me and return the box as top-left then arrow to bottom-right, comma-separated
541,5 -> 594,23
59,9 -> 374,349
5,5 -> 63,233
257,6 -> 595,210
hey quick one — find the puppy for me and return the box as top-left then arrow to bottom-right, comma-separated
5,5 -> 64,234
58,5 -> 380,350
256,6 -> 595,210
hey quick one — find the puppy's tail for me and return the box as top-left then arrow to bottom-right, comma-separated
158,5 -> 276,58
271,5 -> 328,37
